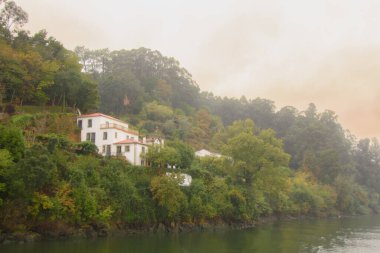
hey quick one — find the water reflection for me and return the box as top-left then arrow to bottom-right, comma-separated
1,215 -> 380,253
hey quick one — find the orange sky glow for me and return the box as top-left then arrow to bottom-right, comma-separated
16,0 -> 380,139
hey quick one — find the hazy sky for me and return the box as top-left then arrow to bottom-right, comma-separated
16,0 -> 380,139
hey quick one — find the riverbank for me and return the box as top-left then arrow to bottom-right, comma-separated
3,214 -> 380,253
0,220 -> 254,244
0,214 -> 341,244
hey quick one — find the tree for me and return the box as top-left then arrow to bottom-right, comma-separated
14,145 -> 58,197
282,104 -> 354,181
145,146 -> 180,169
0,125 -> 25,161
77,47 -> 201,114
226,130 -> 290,186
74,46 -> 91,72
0,149 -> 13,206
99,160 -> 141,223
166,140 -> 194,169
188,179 -> 217,220
0,17 -> 98,111
274,106 -> 298,137
353,138 -> 380,193
211,118 -> 255,152
98,70 -> 143,115
0,0 -> 28,37
75,141 -> 98,156
290,170 -> 337,216
0,38 -> 24,102
150,174 -> 187,219
143,101 -> 173,122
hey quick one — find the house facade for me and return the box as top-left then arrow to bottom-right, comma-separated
195,149 -> 222,158
77,113 -> 148,166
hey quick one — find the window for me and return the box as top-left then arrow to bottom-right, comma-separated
103,132 -> 108,140
86,132 -> 95,143
116,146 -> 122,155
125,145 -> 130,152
102,145 -> 105,153
88,119 -> 92,128
142,146 -> 146,154
115,132 -> 118,138
126,135 -> 129,139
90,133 -> 96,143
77,120 -> 82,129
105,121 -> 109,127
141,159 -> 145,166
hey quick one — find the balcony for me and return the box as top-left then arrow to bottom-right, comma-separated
103,151 -> 126,157
100,123 -> 138,135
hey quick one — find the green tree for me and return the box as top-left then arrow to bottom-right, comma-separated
166,140 -> 194,169
353,138 -> 380,193
188,179 -> 216,220
99,160 -> 149,224
16,144 -> 58,196
150,174 -> 187,219
145,146 -> 180,169
225,121 -> 290,186
98,69 -> 143,114
143,101 -> 173,122
0,0 -> 28,37
0,125 -> 24,161
0,149 -> 13,206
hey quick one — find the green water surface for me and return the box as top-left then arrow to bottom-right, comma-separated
2,215 -> 380,253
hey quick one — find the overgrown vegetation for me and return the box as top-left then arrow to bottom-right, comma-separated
1,1 -> 380,237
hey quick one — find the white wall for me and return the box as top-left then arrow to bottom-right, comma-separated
77,114 -> 155,166
77,115 -> 138,156
113,143 -> 148,166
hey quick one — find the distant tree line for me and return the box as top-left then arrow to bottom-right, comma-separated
0,0 -> 98,112
1,1 -> 380,238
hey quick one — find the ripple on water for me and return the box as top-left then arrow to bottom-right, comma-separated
2,215 -> 380,253
317,224 -> 380,253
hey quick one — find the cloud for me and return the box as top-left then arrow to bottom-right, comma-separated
15,0 -> 380,139
19,0 -> 108,49
191,4 -> 281,95
263,47 -> 380,139
188,0 -> 380,139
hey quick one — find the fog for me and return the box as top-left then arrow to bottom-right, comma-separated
17,0 -> 380,138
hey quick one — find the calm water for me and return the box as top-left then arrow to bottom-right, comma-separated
2,215 -> 380,253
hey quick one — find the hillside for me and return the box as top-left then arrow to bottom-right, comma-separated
1,0 -> 380,241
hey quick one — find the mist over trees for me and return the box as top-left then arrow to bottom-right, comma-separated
0,1 -> 98,112
1,0 -> 380,237
70,44 -> 380,217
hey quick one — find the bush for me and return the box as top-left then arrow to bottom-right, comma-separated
36,134 -> 71,152
0,125 -> 25,161
75,141 -> 98,155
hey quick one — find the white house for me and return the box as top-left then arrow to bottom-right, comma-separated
145,136 -> 165,147
166,172 -> 192,187
195,149 -> 222,158
77,113 -> 149,166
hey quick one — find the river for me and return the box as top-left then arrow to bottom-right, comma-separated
1,215 -> 380,253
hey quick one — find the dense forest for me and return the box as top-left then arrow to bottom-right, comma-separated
1,0 -> 380,240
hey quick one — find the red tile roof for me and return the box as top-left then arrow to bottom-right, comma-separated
78,113 -> 127,125
118,128 -> 139,135
114,139 -> 147,145
78,113 -> 140,137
